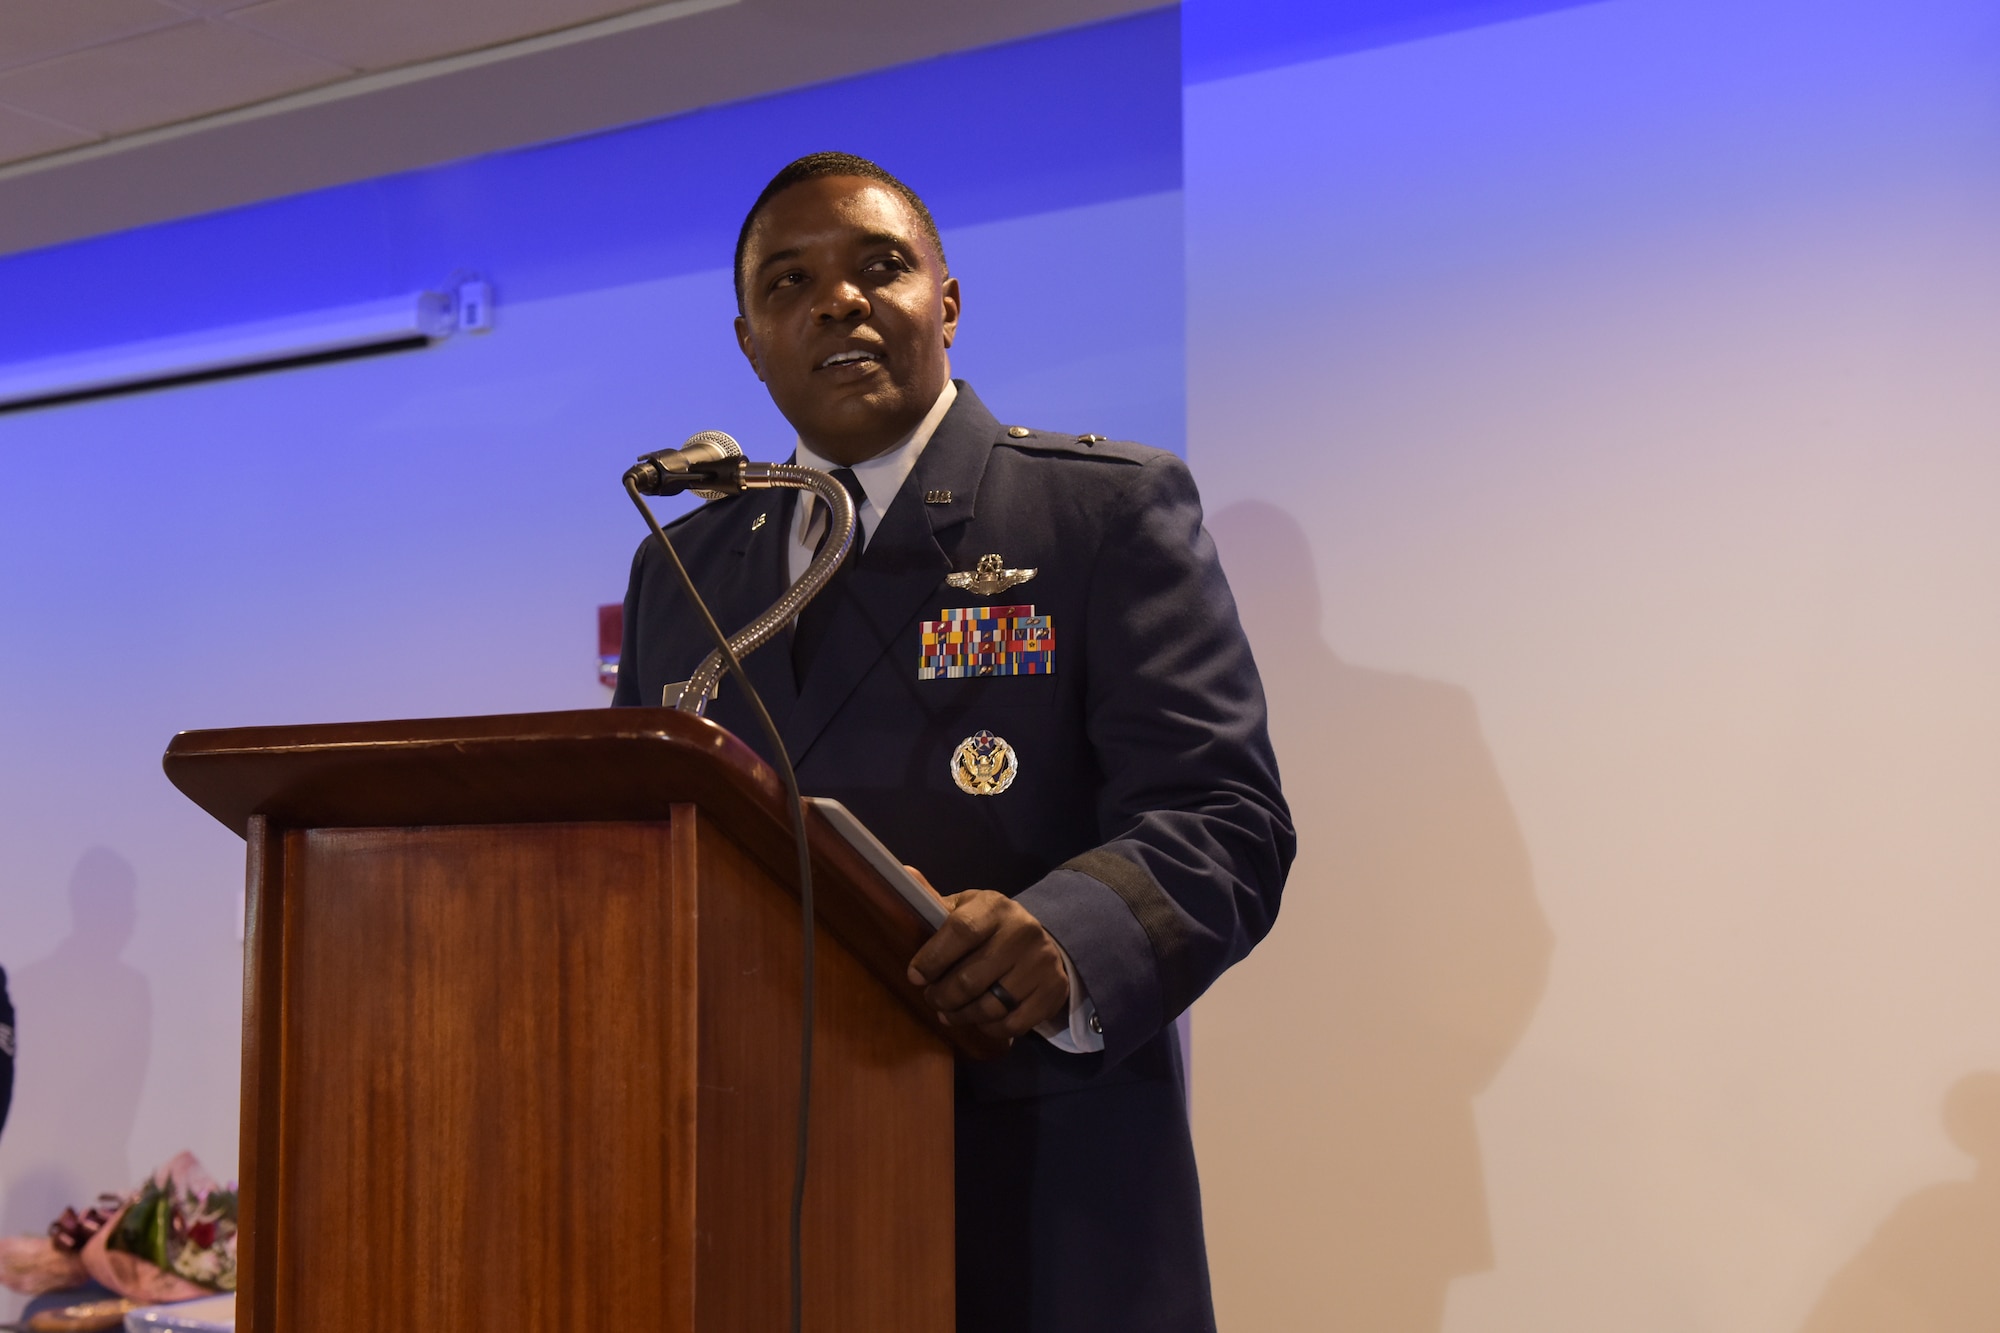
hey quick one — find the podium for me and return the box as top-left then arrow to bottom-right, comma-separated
164,708 -> 974,1333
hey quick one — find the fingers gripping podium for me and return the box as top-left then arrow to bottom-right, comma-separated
164,708 -> 974,1333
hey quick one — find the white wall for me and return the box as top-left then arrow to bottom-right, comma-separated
1186,1 -> 2000,1328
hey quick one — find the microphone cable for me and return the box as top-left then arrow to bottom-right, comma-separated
624,475 -> 816,1333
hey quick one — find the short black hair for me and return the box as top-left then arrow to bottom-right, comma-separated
732,152 -> 947,313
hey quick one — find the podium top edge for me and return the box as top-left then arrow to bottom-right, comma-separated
165,705 -> 729,758
161,706 -> 778,837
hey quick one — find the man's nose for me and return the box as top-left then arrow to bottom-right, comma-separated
812,280 -> 869,323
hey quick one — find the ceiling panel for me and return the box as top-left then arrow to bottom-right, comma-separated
227,0 -> 661,72
0,19 -> 350,137
0,0 -> 189,72
0,103 -> 97,160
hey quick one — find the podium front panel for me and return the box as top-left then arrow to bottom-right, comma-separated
266,820 -> 696,1333
234,804 -> 953,1333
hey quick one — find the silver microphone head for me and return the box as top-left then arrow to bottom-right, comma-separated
670,430 -> 742,500
628,430 -> 745,496
679,430 -> 743,464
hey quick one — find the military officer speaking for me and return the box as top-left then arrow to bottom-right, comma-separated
614,152 -> 1294,1332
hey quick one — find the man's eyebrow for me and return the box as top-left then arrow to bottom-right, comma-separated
754,245 -> 804,273
754,232 -> 918,274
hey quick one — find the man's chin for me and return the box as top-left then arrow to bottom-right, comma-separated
792,391 -> 921,453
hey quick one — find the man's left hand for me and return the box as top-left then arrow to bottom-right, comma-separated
906,888 -> 1071,1042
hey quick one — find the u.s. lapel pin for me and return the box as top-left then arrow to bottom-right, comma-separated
947,553 -> 1036,597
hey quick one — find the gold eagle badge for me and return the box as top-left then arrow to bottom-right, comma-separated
950,729 -> 1019,796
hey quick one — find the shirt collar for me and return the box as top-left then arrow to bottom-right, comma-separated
794,380 -> 957,546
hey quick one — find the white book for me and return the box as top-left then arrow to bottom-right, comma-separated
805,797 -> 947,929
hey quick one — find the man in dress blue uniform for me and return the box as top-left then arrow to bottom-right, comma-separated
614,153 -> 1293,1332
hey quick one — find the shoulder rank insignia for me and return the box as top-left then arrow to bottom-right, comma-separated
951,729 -> 1019,795
920,605 -> 1053,679
947,553 -> 1036,597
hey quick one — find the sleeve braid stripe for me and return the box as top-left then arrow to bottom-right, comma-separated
1060,848 -> 1201,1023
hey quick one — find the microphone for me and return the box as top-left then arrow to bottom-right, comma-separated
626,430 -> 745,497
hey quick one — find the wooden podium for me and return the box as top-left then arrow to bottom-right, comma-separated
164,708 -> 973,1333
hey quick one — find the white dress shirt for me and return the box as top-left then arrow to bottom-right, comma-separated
787,382 -> 1104,1054
786,380 -> 958,581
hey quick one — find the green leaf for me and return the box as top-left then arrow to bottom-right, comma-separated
148,1187 -> 172,1267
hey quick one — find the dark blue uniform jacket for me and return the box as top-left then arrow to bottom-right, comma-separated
614,383 -> 1293,1332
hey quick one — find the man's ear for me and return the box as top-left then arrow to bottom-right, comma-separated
733,315 -> 766,382
940,275 -> 961,350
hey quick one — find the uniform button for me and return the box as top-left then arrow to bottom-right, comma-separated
1077,433 -> 1105,444
1007,426 -> 1030,437
1089,1013 -> 1102,1035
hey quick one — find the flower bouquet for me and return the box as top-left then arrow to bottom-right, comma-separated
0,1152 -> 237,1306
83,1152 -> 237,1302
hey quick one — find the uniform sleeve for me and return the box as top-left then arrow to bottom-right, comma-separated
0,965 -> 15,1143
1013,454 -> 1294,1066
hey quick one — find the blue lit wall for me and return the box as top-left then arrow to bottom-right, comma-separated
0,11 -> 1181,1287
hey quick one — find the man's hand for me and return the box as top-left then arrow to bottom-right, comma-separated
905,886 -> 1071,1043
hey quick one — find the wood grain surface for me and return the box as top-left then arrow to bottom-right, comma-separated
275,821 -> 693,1333
235,816 -> 284,1333
692,811 -> 954,1331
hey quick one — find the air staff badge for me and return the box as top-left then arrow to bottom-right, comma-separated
951,729 -> 1019,796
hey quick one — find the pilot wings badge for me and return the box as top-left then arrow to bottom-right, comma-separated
950,729 -> 1019,796
946,553 -> 1036,597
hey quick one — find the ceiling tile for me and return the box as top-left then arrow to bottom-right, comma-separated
226,0 -> 657,73
0,103 -> 99,166
0,20 -> 350,136
0,0 -> 191,72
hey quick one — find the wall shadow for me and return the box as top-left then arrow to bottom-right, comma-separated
0,847 -> 153,1240
1797,1071 -> 2000,1332
1198,501 -> 1553,1332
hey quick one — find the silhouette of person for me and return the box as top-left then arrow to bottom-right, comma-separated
0,848 -> 153,1244
1196,500 -> 1553,1332
1798,1070 -> 2000,1332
